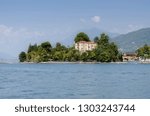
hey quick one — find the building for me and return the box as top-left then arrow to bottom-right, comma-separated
122,52 -> 138,61
75,41 -> 97,52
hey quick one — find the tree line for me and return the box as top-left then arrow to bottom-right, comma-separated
19,32 -> 123,63
136,44 -> 150,59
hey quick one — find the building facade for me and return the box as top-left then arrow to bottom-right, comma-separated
75,41 -> 97,52
122,52 -> 138,61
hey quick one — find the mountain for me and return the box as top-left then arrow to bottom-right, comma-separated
112,28 -> 150,52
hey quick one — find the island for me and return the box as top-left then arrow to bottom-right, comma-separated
19,32 -> 150,63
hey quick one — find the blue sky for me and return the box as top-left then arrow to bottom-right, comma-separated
0,0 -> 150,59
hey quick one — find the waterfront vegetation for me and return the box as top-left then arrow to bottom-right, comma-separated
136,44 -> 150,59
19,32 -> 123,63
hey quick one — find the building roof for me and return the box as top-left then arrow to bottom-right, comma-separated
76,41 -> 96,44
123,52 -> 137,56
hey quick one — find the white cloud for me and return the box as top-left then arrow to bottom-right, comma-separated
91,16 -> 101,23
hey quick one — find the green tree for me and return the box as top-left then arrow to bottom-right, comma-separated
86,51 -> 96,61
94,36 -> 99,43
94,33 -> 121,62
80,52 -> 88,61
109,42 -> 119,61
56,42 -> 61,48
95,47 -> 111,62
143,44 -> 150,55
55,42 -> 67,51
41,41 -> 52,52
37,46 -> 50,62
27,44 -> 38,53
136,44 -> 150,58
27,51 -> 38,62
97,33 -> 109,46
52,51 -> 64,61
117,53 -> 123,61
19,52 -> 26,62
73,50 -> 80,61
74,32 -> 90,43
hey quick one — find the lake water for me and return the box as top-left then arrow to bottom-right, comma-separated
0,63 -> 150,99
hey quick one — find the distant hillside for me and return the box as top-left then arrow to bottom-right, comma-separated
112,28 -> 150,52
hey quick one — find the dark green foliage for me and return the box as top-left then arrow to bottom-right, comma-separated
24,42 -> 52,62
97,33 -> 109,46
27,44 -> 32,53
80,52 -> 88,61
87,51 -> 96,61
56,42 -> 61,48
27,44 -> 38,53
41,41 -> 52,52
19,52 -> 26,62
117,53 -> 123,61
94,33 -> 121,62
136,44 -> 150,58
94,36 -> 99,43
74,32 -> 90,43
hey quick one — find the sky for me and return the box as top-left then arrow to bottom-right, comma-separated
0,0 -> 150,59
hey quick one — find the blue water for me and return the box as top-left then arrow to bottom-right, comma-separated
0,63 -> 150,99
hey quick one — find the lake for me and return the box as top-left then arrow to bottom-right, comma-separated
0,63 -> 150,99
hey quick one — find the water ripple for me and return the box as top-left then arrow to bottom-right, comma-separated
0,63 -> 150,99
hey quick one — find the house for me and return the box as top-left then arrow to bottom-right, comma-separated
75,41 -> 97,52
122,52 -> 138,61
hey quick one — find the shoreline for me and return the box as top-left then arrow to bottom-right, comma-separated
1,61 -> 150,64
21,61 -> 128,64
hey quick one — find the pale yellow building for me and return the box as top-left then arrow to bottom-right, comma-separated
75,41 -> 97,52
